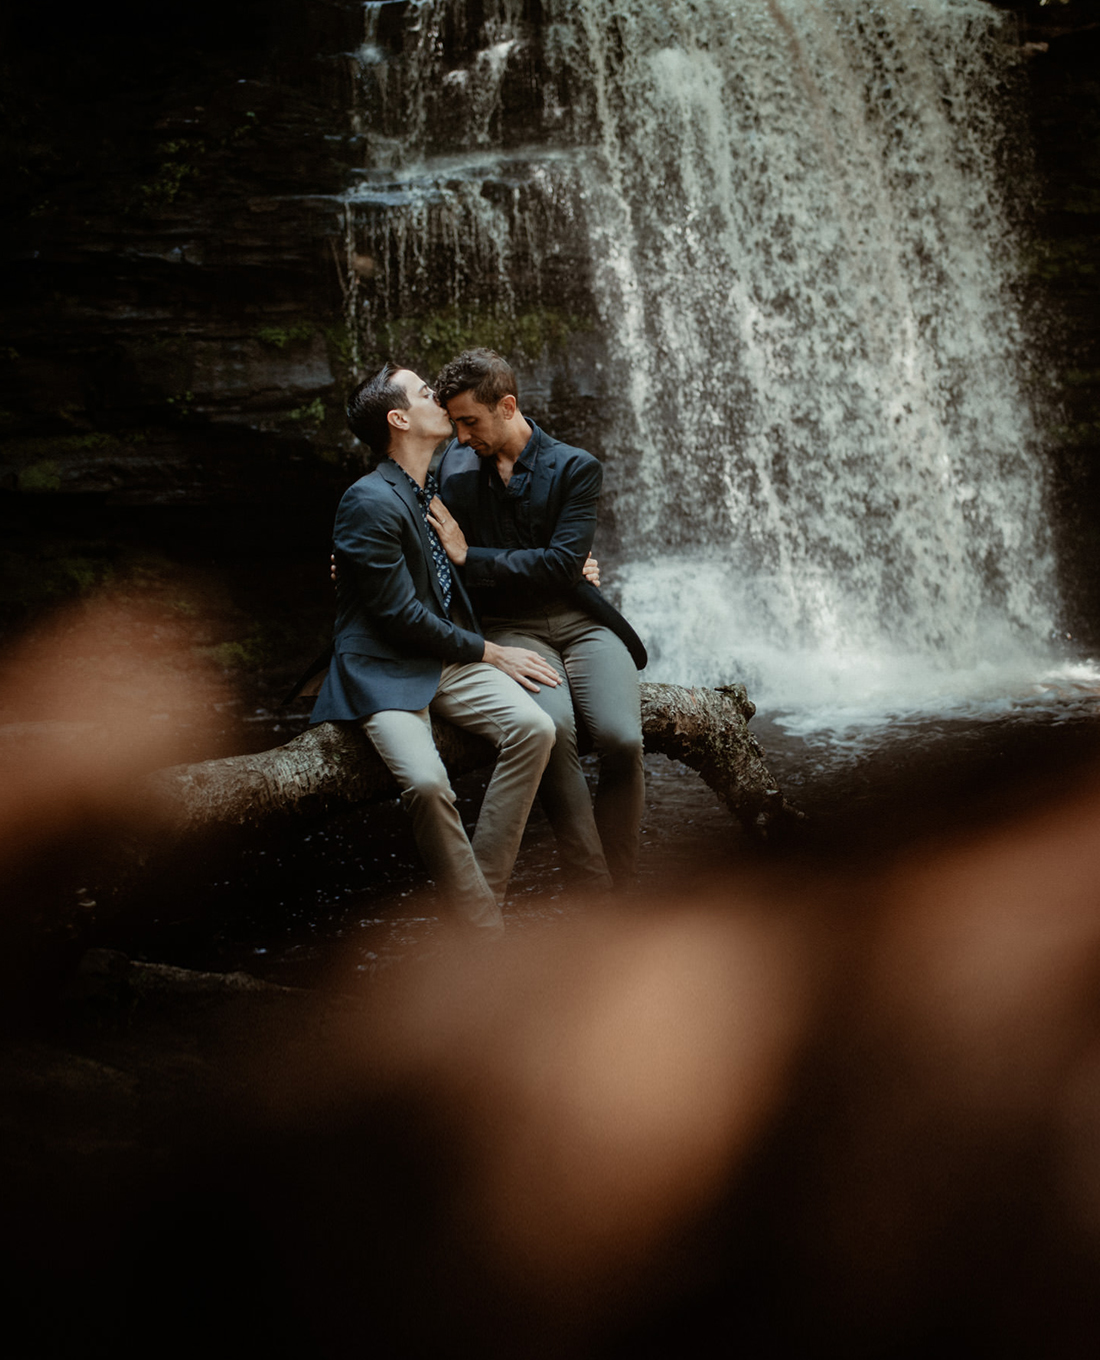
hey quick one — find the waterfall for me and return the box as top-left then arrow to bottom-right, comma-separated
341,0 -> 1067,717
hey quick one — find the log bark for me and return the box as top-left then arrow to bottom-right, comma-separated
638,683 -> 802,837
147,682 -> 802,842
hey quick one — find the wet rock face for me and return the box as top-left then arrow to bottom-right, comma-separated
0,13 -> 391,660
0,2 -> 362,521
0,2 -> 374,638
0,0 -> 613,642
1014,2 -> 1100,642
0,0 -> 584,508
0,0 -> 610,636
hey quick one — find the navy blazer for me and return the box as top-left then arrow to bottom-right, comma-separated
437,426 -> 647,669
310,459 -> 485,723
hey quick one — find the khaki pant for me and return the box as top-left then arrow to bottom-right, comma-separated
362,661 -> 555,929
484,604 -> 644,886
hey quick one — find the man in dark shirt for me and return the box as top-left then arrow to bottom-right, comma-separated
428,348 -> 646,888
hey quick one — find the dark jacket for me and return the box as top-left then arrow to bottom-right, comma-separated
437,426 -> 647,669
309,459 -> 484,723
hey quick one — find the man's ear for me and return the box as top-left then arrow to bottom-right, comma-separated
388,407 -> 410,433
499,394 -> 518,420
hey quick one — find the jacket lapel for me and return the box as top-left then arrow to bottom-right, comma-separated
377,458 -> 447,613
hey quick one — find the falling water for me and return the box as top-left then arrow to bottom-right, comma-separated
340,0 -> 1081,724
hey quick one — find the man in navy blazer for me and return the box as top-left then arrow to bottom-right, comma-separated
311,363 -> 558,930
428,349 -> 646,888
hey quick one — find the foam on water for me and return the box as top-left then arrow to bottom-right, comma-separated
616,552 -> 1099,743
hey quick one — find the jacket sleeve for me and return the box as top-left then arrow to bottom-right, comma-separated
335,482 -> 484,664
462,453 -> 600,593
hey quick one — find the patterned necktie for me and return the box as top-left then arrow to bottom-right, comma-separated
390,461 -> 454,614
417,472 -> 452,615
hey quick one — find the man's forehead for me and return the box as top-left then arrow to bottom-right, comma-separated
394,368 -> 425,393
445,389 -> 494,415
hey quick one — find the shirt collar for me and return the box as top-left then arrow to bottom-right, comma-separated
515,421 -> 542,472
480,422 -> 541,486
389,458 -> 438,501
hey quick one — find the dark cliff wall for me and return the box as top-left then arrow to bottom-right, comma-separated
0,0 -> 603,680
1012,0 -> 1100,643
0,2 -> 378,689
1,2 -> 357,466
0,1 -> 363,661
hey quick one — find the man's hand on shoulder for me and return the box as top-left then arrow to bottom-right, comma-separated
582,553 -> 600,588
483,640 -> 562,693
428,496 -> 468,567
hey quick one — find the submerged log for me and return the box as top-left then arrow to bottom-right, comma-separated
148,682 -> 802,842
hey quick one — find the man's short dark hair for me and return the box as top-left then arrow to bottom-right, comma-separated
434,348 -> 518,410
346,362 -> 409,457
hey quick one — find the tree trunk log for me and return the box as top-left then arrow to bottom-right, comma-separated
147,682 -> 802,841
6,682 -> 799,1000
638,683 -> 802,837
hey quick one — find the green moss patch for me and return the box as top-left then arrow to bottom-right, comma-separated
16,460 -> 62,493
256,324 -> 316,350
369,305 -> 595,378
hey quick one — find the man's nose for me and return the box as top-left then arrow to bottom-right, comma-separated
456,428 -> 473,444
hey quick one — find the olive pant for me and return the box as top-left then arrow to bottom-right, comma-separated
484,603 -> 644,887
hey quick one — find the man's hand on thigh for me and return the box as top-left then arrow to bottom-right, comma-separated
483,640 -> 562,693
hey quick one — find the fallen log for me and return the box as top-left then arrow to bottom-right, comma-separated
4,683 -> 800,1002
148,682 -> 802,841
639,683 -> 801,836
